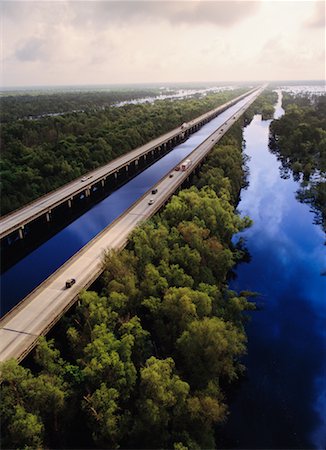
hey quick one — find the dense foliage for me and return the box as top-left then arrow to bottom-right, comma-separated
244,89 -> 278,121
0,89 -> 161,122
1,88 -> 246,215
270,93 -> 326,230
0,122 -> 255,449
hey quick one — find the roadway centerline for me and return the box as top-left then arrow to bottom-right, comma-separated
2,328 -> 38,337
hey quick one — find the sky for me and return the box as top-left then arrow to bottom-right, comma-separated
1,0 -> 325,87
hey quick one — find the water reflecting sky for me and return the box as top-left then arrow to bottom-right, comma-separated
1,92 -> 256,315
222,96 -> 326,449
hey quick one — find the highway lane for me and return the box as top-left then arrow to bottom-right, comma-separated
1,88 -> 263,316
0,169 -> 190,362
0,86 -> 264,362
0,87 -> 259,239
0,127 -> 184,235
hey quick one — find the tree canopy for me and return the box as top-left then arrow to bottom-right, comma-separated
1,88 -> 246,215
0,96 -> 259,449
270,93 -> 326,230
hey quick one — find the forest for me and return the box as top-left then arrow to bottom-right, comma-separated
270,93 -> 326,230
0,89 -> 161,122
0,89 -> 280,449
244,89 -> 277,121
1,120 -> 257,449
1,88 -> 246,215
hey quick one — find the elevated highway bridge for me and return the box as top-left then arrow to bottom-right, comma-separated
0,87 -> 259,243
0,85 -> 265,363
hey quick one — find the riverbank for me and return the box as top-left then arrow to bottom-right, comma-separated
219,92 -> 326,450
1,118 -> 255,449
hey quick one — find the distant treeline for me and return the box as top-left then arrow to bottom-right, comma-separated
1,88 -> 246,216
0,122 -> 256,449
270,93 -> 326,230
0,89 -> 161,122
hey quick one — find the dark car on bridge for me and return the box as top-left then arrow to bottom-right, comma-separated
65,278 -> 76,289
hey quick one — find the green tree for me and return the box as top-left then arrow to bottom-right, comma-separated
8,405 -> 44,449
0,359 -> 68,448
82,383 -> 120,448
177,317 -> 247,388
81,323 -> 137,397
133,356 -> 190,447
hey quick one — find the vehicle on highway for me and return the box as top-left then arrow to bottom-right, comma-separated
181,159 -> 192,171
65,278 -> 76,289
151,188 -> 158,194
81,175 -> 93,182
148,199 -> 155,205
169,173 -> 174,178
175,166 -> 181,171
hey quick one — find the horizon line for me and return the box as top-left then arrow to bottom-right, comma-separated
1,79 -> 325,91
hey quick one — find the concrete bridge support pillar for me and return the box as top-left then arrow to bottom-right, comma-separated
18,227 -> 24,239
101,179 -> 105,187
85,188 -> 91,198
46,211 -> 51,222
68,198 -> 72,208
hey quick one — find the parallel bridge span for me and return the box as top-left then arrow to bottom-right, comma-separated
0,87 -> 259,241
0,85 -> 265,362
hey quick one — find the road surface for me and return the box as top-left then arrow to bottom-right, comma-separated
0,87 -> 259,240
0,86 -> 265,363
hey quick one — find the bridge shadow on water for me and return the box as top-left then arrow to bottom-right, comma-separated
0,144 -> 176,273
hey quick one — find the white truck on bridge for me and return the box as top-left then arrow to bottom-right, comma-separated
181,159 -> 192,171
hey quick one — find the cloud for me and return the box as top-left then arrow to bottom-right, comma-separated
1,0 -> 324,86
15,38 -> 48,62
305,1 -> 325,28
71,1 -> 261,29
259,34 -> 322,69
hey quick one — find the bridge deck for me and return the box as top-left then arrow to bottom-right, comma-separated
0,86 -> 264,362
0,88 -> 258,240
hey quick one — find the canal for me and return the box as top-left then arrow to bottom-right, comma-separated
1,90 -> 258,316
220,93 -> 326,449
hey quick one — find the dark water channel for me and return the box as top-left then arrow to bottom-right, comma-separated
221,93 -> 326,449
0,92 -> 257,316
